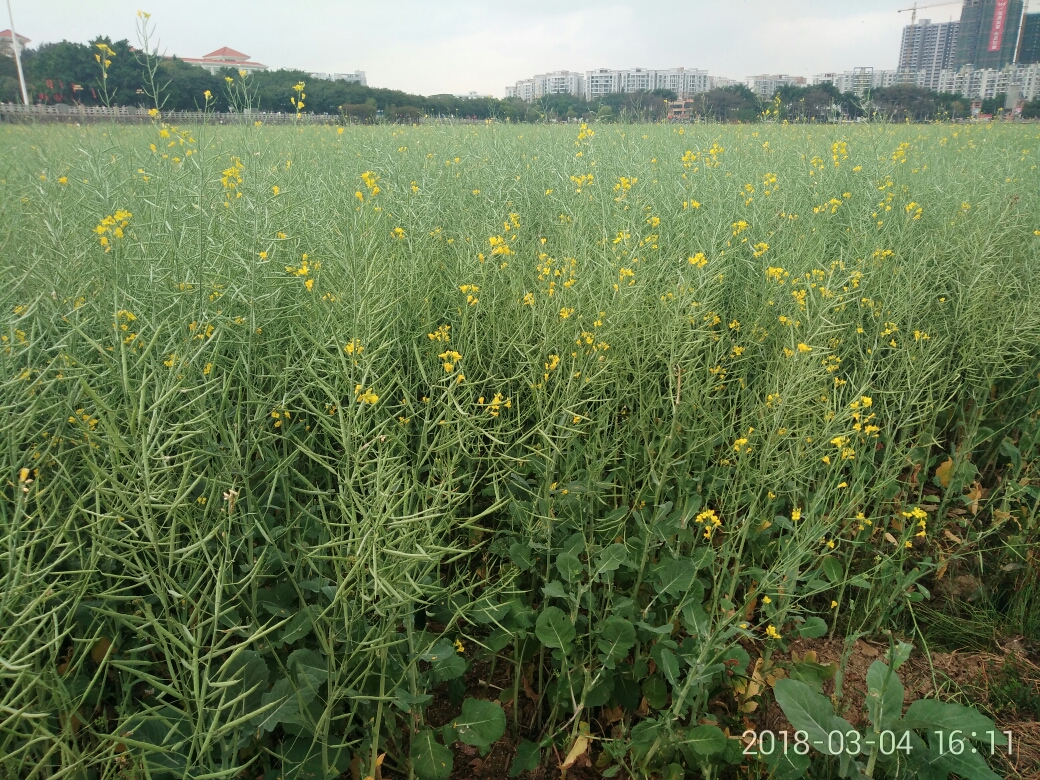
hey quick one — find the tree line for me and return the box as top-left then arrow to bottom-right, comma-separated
2,35 -> 1038,122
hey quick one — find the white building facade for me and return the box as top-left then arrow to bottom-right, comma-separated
812,63 -> 1040,103
898,19 -> 959,73
746,74 -> 808,99
811,68 -> 898,96
309,71 -> 367,86
507,67 -> 726,102
506,71 -> 584,101
932,63 -> 1040,101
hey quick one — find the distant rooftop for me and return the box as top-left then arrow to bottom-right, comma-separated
202,47 -> 249,61
178,46 -> 267,73
0,30 -> 30,42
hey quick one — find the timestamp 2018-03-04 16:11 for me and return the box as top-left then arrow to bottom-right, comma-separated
741,728 -> 1015,758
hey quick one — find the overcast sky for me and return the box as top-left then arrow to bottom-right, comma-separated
11,0 -> 975,96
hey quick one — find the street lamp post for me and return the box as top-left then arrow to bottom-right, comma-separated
5,0 -> 29,105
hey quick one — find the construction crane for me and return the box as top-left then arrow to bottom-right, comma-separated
897,1 -> 963,27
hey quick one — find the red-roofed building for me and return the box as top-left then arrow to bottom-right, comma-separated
179,47 -> 267,75
0,29 -> 30,58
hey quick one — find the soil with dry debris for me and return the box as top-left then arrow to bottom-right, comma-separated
758,638 -> 1040,780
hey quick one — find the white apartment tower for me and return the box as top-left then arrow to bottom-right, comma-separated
508,67 -> 722,101
898,19 -> 959,76
582,67 -> 719,101
506,71 -> 584,100
746,74 -> 807,99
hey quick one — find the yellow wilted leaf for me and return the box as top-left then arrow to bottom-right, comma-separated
561,733 -> 589,770
91,637 -> 112,665
966,482 -> 983,516
943,529 -> 964,545
738,657 -> 764,712
935,458 -> 954,487
884,532 -> 898,545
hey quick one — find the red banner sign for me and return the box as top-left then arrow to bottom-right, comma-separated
989,0 -> 1010,52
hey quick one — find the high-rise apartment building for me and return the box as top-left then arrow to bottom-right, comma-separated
505,71 -> 585,101
1018,13 -> 1040,64
746,74 -> 807,100
507,67 -> 722,102
898,19 -> 959,72
582,67 -> 719,101
812,68 -> 901,96
954,0 -> 1024,70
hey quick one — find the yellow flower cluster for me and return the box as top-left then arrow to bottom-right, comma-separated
477,392 -> 511,417
220,157 -> 244,206
354,384 -> 379,405
439,350 -> 462,373
285,254 -> 318,291
902,506 -> 928,538
695,508 -> 722,539
94,209 -> 132,252
290,81 -> 306,114
570,173 -> 594,193
357,171 -> 380,202
613,176 -> 637,196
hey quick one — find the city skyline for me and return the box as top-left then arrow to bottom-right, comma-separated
7,0 -> 981,97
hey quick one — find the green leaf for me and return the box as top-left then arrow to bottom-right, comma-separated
509,543 -> 533,571
821,556 -> 843,584
258,678 -> 313,732
630,717 -> 660,747
535,606 -> 575,651
584,672 -> 614,707
411,729 -> 453,780
117,705 -> 192,773
555,552 -> 584,582
658,648 -> 680,686
218,650 -> 269,713
278,737 -> 325,780
886,641 -> 914,671
772,678 -> 837,752
431,651 -> 466,682
759,746 -> 811,780
420,639 -> 466,681
279,608 -> 314,645
902,699 -> 1006,745
595,617 -> 636,668
797,616 -> 828,639
789,659 -> 838,693
454,698 -> 506,749
642,674 -> 669,709
655,557 -> 698,597
541,580 -> 568,600
933,740 -> 1001,780
509,739 -> 541,777
287,648 -> 328,696
596,543 -> 630,573
682,724 -> 727,756
865,660 -> 904,731
471,597 -> 510,625
392,687 -> 433,713
680,601 -> 710,636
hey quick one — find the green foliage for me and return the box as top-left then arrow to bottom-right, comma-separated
0,121 -> 1037,780
770,645 -> 1007,779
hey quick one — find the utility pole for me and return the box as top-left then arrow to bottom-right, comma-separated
5,0 -> 29,105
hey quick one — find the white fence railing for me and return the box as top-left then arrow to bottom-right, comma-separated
0,103 -> 343,125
